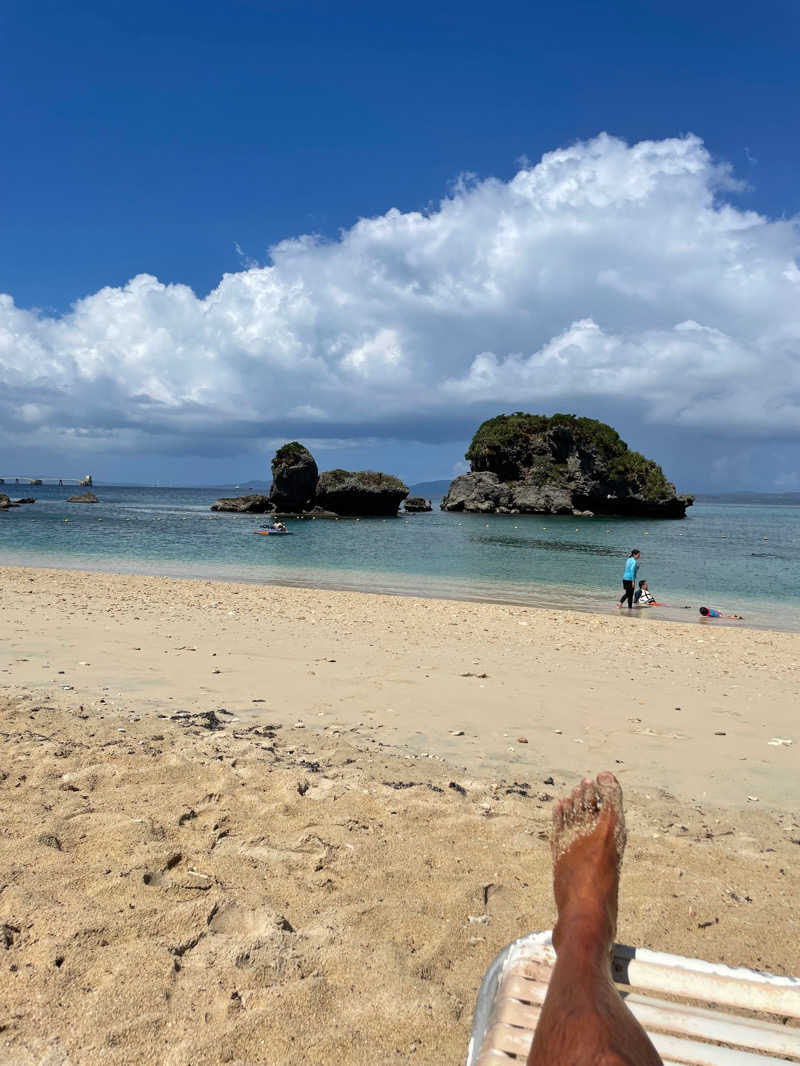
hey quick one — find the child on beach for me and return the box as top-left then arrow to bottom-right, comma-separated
700,606 -> 744,620
634,580 -> 656,606
617,550 -> 641,609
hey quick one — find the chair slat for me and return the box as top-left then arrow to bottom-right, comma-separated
482,1022 -> 533,1056
649,1030 -> 788,1066
619,957 -> 800,1022
474,1050 -> 517,1065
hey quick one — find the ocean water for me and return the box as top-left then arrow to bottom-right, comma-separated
1,484 -> 798,631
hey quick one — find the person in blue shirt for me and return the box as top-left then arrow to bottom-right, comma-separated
617,550 -> 641,609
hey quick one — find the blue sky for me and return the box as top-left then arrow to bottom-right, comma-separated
2,0 -> 800,489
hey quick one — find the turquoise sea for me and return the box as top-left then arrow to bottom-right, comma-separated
1,484 -> 798,631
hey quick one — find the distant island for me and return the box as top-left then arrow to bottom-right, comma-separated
213,442 -> 409,517
441,413 -> 693,518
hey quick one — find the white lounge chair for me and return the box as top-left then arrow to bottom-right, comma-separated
467,930 -> 800,1065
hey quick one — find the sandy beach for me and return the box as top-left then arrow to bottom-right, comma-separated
2,565 -> 799,1065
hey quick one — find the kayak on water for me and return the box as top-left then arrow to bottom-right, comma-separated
255,526 -> 293,535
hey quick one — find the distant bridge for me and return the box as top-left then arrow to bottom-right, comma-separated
0,474 -> 92,486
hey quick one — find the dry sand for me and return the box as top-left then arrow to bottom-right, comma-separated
1,565 -> 799,1065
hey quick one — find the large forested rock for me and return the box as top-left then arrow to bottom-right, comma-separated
267,442 -> 318,512
315,470 -> 409,516
211,494 -> 270,513
441,413 -> 693,518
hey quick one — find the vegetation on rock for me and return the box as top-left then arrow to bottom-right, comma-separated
316,469 -> 409,516
318,469 -> 407,492
446,412 -> 692,517
272,441 -> 312,465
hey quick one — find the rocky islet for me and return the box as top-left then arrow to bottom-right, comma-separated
441,412 -> 693,518
212,442 -> 409,517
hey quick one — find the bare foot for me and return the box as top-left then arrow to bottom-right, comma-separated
529,773 -> 663,1066
551,772 -> 626,958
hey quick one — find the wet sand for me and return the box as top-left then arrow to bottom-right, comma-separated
1,565 -> 799,1064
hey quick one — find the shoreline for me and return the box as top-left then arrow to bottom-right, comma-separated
0,552 -> 791,634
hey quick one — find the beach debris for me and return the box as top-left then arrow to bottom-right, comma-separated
448,781 -> 467,796
170,710 -> 224,730
449,729 -> 465,736
178,809 -> 197,825
460,671 -> 489,678
297,780 -> 309,796
468,914 -> 490,924
746,796 -> 759,803
482,883 -> 498,906
517,737 -> 529,744
714,731 -> 726,736
543,776 -> 555,786
504,782 -> 530,797
768,737 -> 793,746
697,917 -> 719,930
186,868 -> 212,885
37,832 -> 62,850
1,922 -> 20,948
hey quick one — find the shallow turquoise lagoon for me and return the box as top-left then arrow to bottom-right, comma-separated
1,484 -> 798,631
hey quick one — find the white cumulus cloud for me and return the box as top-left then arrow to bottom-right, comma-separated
2,132 -> 799,465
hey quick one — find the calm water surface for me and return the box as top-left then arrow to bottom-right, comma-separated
1,484 -> 798,631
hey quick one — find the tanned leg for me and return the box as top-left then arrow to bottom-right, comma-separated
528,773 -> 663,1066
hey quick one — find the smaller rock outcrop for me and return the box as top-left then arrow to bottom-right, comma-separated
315,470 -> 409,516
0,493 -> 16,510
268,442 -> 318,513
15,497 -> 36,504
67,492 -> 98,503
403,497 -> 432,513
211,494 -> 271,513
